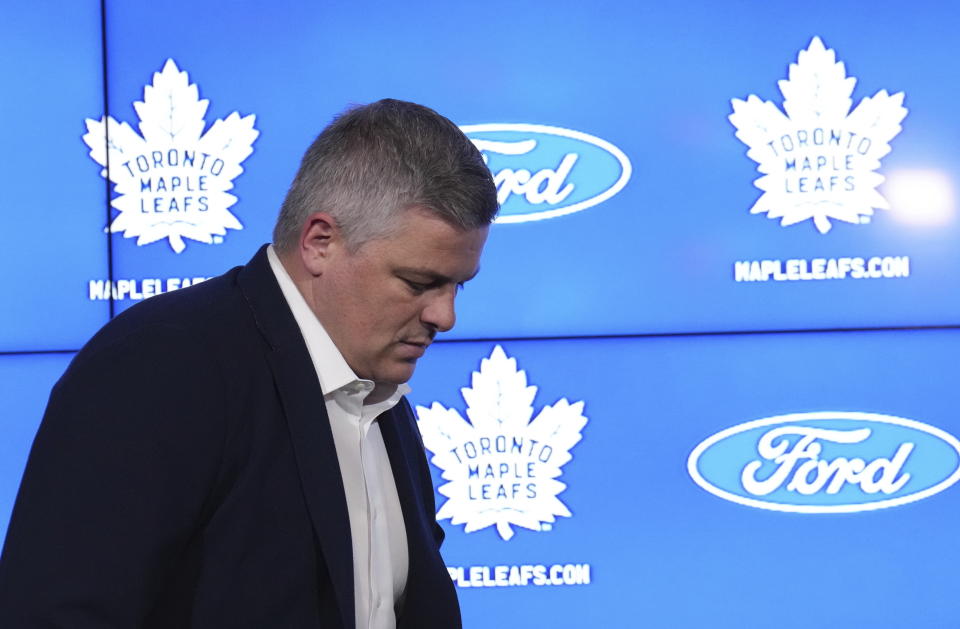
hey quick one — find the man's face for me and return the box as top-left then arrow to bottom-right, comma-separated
307,207 -> 488,384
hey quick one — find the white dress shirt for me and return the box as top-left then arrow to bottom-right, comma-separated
268,246 -> 409,629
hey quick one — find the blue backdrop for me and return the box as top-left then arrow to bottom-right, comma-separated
408,331 -> 960,627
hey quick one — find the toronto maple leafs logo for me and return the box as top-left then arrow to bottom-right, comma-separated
83,59 -> 258,253
729,37 -> 907,233
416,346 -> 587,540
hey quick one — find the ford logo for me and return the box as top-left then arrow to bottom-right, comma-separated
461,123 -> 631,223
687,412 -> 960,513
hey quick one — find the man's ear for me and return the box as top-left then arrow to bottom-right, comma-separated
299,212 -> 340,276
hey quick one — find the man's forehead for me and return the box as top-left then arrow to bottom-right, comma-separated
397,205 -> 489,234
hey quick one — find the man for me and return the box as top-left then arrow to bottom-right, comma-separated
0,99 -> 498,628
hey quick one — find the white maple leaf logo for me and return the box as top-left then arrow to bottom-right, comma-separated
416,345 -> 588,541
83,59 -> 259,253
729,36 -> 907,234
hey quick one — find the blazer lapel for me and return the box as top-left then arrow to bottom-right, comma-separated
237,246 -> 355,629
378,401 -> 442,621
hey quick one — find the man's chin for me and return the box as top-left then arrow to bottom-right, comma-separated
372,358 -> 418,387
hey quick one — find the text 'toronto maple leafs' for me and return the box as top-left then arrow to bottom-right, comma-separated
416,345 -> 588,541
83,59 -> 258,253
729,37 -> 907,234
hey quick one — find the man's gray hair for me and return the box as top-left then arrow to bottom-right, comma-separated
273,99 -> 498,252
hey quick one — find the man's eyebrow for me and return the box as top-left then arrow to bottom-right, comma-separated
396,266 -> 480,284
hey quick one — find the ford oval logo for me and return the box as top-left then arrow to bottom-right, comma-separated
461,123 -> 631,223
687,412 -> 960,513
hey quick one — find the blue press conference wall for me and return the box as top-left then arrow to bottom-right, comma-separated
5,1 -> 960,353
0,1 -> 109,352
0,353 -> 76,545
102,0 -> 960,337
407,330 -> 960,628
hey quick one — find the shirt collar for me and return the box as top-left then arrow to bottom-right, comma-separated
266,245 -> 411,402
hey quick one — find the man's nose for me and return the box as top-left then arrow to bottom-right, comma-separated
421,288 -> 457,333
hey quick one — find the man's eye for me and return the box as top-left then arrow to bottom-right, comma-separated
403,278 -> 429,293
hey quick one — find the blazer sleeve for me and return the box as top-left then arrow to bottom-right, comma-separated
0,323 -> 227,628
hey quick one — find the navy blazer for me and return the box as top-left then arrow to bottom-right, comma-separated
0,246 -> 460,628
